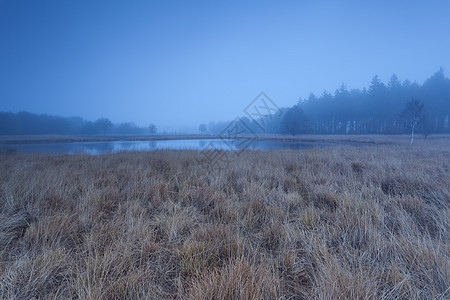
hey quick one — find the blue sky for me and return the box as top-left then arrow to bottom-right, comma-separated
1,0 -> 449,131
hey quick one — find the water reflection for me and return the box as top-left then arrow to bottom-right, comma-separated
0,139 -> 323,155
84,142 -> 114,154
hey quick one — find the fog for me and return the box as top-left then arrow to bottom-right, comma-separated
1,1 -> 450,132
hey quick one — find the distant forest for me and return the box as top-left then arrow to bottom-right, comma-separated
1,69 -> 449,136
0,113 -> 155,135
206,68 -> 450,135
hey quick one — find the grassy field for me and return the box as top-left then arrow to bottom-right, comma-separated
0,136 -> 449,299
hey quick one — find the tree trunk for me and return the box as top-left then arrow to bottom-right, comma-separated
411,122 -> 416,145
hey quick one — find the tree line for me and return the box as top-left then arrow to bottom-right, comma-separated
202,68 -> 450,136
2,69 -> 449,136
0,112 -> 157,135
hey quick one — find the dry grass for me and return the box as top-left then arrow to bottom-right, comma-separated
0,136 -> 449,299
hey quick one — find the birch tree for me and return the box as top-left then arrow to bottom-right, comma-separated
399,99 -> 426,144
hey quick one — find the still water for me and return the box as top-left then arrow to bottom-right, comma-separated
1,139 -> 323,155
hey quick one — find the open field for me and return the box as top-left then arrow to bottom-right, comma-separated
0,136 -> 449,299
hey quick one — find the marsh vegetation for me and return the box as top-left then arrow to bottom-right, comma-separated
0,136 -> 449,299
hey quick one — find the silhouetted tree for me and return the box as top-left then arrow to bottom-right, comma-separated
368,75 -> 386,95
388,73 -> 402,90
95,118 -> 113,135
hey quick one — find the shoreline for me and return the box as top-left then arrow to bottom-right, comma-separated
1,133 -> 448,145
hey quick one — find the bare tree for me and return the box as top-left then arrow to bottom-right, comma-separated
148,123 -> 157,135
398,99 -> 427,144
198,123 -> 207,134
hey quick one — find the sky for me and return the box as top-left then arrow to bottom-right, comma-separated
1,0 -> 450,131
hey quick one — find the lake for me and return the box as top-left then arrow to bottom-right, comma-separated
0,139 -> 325,155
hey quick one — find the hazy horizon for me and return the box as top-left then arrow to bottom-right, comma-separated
1,1 -> 450,131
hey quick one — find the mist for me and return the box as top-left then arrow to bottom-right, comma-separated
1,1 -> 450,132
2,2 -> 450,298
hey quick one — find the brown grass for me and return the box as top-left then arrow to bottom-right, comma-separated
0,136 -> 449,299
